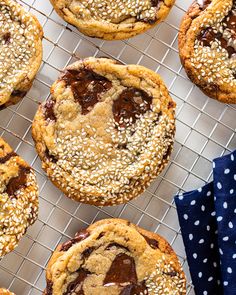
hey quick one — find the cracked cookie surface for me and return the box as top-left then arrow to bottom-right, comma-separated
50,0 -> 175,40
44,219 -> 186,295
32,57 -> 176,206
0,137 -> 39,257
179,0 -> 236,103
0,0 -> 43,108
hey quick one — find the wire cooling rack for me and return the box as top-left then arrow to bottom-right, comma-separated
0,0 -> 236,294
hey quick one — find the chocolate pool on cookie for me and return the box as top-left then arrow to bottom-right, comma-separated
179,0 -> 236,103
43,219 -> 186,295
49,0 -> 175,40
32,57 -> 176,206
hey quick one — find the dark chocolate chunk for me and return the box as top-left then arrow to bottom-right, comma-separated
0,151 -> 16,164
112,88 -> 152,127
45,280 -> 53,295
120,281 -> 148,295
142,234 -> 159,249
164,271 -> 178,277
151,0 -> 160,7
2,32 -> 11,44
11,90 -> 27,98
43,99 -> 56,122
81,246 -> 95,259
64,269 -> 90,295
45,148 -> 58,163
104,253 -> 137,286
61,69 -> 112,115
168,101 -> 175,109
5,166 -> 31,196
61,230 -> 90,252
224,10 -> 236,31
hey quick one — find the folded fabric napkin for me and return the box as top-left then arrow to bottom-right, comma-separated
175,150 -> 236,295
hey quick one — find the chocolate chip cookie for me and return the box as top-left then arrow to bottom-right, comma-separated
179,0 -> 236,103
0,0 -> 43,108
49,0 -> 175,40
32,57 -> 176,206
0,289 -> 15,295
44,219 -> 186,295
0,137 -> 38,257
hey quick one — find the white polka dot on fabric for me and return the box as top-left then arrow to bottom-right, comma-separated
207,191 -> 211,196
224,168 -> 230,174
234,175 -> 236,181
199,239 -> 204,244
232,254 -> 236,259
234,208 -> 236,214
219,248 -> 223,255
228,222 -> 233,229
223,236 -> 229,241
217,182 -> 222,189
223,202 -> 228,209
193,253 -> 198,259
189,234 -> 193,241
231,154 -> 234,161
203,291 -> 208,295
198,272 -> 202,278
201,205 -> 205,211
213,162 -> 216,169
198,187 -> 202,192
208,277 -> 213,282
217,280 -> 221,285
217,216 -> 223,222
211,211 -> 216,216
183,214 -> 188,220
190,200 -> 196,205
210,243 -> 214,249
224,281 -> 229,286
230,189 -> 234,194
178,195 -> 184,200
194,220 -> 200,226
213,262 -> 217,267
207,225 -> 210,231
227,267 -> 232,274
203,258 -> 208,263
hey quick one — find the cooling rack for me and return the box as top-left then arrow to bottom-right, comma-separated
0,0 -> 236,294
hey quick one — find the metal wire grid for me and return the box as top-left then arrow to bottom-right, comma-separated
0,0 -> 236,293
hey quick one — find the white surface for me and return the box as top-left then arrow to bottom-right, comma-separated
0,0 -> 235,294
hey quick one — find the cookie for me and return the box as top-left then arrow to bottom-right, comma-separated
0,0 -> 43,108
0,289 -> 15,295
0,137 -> 39,257
32,57 -> 176,206
44,218 -> 186,295
49,0 -> 175,40
179,0 -> 236,103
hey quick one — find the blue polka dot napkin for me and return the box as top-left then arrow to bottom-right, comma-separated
175,150 -> 236,295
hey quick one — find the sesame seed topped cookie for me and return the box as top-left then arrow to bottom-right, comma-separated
0,0 -> 43,108
49,0 -> 175,40
0,137 -> 39,257
32,57 -> 175,206
0,289 -> 15,295
179,0 -> 236,103
44,219 -> 186,295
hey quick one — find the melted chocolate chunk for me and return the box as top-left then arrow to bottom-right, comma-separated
45,148 -> 58,163
11,90 -> 27,98
112,88 -> 152,127
106,243 -> 129,252
164,270 -> 178,277
64,269 -> 90,295
61,230 -> 90,252
3,32 -> 11,44
5,166 -> 31,196
198,7 -> 236,58
44,99 -> 56,121
0,151 -> 16,164
61,69 -> 112,115
104,253 -> 137,286
81,246 -> 95,259
45,281 -> 53,295
197,0 -> 211,10
142,234 -> 159,249
151,0 -> 160,6
120,281 -> 148,295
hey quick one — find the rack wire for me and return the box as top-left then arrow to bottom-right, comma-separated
0,0 -> 235,294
